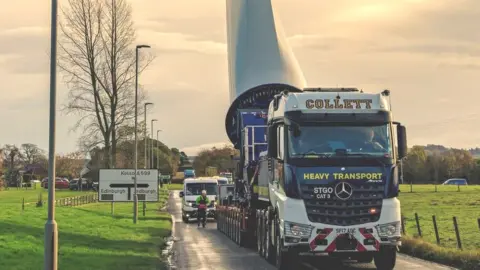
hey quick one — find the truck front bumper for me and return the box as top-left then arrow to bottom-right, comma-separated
183,208 -> 216,219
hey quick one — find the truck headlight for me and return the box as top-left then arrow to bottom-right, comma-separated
284,221 -> 313,238
184,202 -> 192,207
376,222 -> 400,237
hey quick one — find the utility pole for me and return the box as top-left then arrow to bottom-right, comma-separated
134,44 -> 151,224
156,130 -> 162,169
150,119 -> 157,168
144,102 -> 153,169
45,0 -> 58,268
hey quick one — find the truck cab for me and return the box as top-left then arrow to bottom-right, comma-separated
261,88 -> 407,268
179,178 -> 217,222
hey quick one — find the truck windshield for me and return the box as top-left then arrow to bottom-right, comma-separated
185,183 -> 218,196
287,124 -> 393,159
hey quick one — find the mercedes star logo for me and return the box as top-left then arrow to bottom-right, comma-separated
334,182 -> 353,200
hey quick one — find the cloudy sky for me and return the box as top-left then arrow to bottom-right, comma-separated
1,0 -> 479,156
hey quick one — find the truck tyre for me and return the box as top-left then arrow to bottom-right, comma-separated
261,211 -> 268,258
374,247 -> 396,270
275,218 -> 294,270
257,211 -> 263,256
264,212 -> 275,263
181,212 -> 188,223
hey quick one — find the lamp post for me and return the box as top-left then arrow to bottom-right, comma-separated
156,130 -> 162,170
150,119 -> 158,169
134,44 -> 151,224
45,0 -> 58,268
144,102 -> 153,169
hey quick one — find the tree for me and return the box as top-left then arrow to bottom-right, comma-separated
56,152 -> 84,178
403,146 -> 428,183
59,0 -> 153,168
2,145 -> 23,170
193,146 -> 238,176
20,143 -> 46,165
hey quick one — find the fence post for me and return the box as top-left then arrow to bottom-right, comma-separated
453,217 -> 462,249
457,185 -> 460,192
432,215 -> 440,245
401,215 -> 406,235
477,218 -> 480,231
111,202 -> 114,216
415,213 -> 422,237
143,201 -> 146,217
22,198 -> 25,212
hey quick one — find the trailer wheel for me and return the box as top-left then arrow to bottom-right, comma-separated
223,210 -> 226,234
257,211 -> 263,256
374,247 -> 396,270
235,212 -> 240,244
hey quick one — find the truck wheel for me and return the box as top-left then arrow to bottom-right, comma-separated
275,219 -> 293,270
264,213 -> 276,263
374,247 -> 396,270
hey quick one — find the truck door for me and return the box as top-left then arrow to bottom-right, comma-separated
269,125 -> 285,206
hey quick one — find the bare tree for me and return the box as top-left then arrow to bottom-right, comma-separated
20,143 -> 47,165
59,0 -> 153,168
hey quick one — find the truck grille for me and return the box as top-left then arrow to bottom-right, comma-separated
300,183 -> 384,226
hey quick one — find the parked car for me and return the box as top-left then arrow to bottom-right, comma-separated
442,178 -> 468,185
69,178 -> 88,190
42,177 -> 70,189
92,181 -> 99,191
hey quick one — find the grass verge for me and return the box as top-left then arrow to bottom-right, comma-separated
400,236 -> 480,270
0,189 -> 171,270
164,183 -> 183,190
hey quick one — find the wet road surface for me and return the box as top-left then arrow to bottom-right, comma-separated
168,191 -> 456,270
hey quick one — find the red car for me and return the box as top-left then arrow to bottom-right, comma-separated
42,177 -> 70,189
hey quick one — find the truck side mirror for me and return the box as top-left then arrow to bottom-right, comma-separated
267,125 -> 277,157
397,125 -> 407,159
179,191 -> 184,197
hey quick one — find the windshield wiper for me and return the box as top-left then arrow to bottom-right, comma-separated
292,153 -> 333,158
342,153 -> 387,166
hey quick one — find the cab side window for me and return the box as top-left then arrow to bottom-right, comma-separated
277,125 -> 284,160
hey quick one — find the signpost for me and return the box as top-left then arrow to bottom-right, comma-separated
99,169 -> 159,202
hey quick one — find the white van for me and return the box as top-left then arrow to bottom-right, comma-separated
179,178 -> 218,223
215,176 -> 229,185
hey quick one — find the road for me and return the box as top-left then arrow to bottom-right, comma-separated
168,191 -> 456,270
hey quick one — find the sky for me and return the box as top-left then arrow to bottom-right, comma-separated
0,0 -> 479,156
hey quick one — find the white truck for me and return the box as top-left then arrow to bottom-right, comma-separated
179,178 -> 218,222
216,1 -> 407,269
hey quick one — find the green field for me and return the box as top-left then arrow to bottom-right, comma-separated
399,184 -> 480,251
0,188 -> 171,270
0,188 -> 95,204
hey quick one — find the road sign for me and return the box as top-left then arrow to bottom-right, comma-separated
98,169 -> 159,202
160,175 -> 171,180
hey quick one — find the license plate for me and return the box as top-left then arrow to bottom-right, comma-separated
336,228 -> 356,234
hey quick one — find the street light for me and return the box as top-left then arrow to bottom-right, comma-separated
150,119 -> 158,169
144,102 -> 153,169
134,44 -> 151,224
156,130 -> 162,169
45,0 -> 59,268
